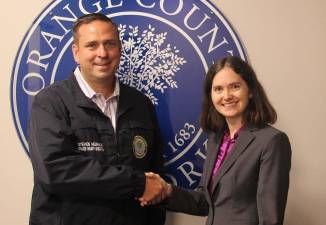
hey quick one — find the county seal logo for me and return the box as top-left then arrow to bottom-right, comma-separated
11,0 -> 247,189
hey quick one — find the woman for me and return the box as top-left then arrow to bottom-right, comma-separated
165,56 -> 291,225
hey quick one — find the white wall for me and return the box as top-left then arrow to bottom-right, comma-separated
1,1 -> 325,225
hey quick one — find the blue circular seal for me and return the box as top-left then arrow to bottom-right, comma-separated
11,0 -> 247,189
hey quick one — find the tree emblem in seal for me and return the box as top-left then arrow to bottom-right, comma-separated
117,24 -> 186,105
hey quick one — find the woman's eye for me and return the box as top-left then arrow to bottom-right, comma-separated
213,87 -> 223,92
231,83 -> 240,90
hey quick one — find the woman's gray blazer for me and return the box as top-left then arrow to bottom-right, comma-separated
167,125 -> 291,225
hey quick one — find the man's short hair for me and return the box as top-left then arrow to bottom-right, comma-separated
72,13 -> 119,44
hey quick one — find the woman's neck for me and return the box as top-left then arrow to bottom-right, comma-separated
226,118 -> 244,138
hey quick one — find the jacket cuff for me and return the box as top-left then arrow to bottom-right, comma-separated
133,171 -> 146,198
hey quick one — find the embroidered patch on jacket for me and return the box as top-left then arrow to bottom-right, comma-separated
133,136 -> 148,158
77,142 -> 104,152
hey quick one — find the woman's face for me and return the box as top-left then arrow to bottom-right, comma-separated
211,67 -> 250,124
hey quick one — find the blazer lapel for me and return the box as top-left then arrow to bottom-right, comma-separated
204,132 -> 223,188
211,126 -> 256,192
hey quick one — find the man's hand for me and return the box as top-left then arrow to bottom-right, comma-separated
138,172 -> 172,206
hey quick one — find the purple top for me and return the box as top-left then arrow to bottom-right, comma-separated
209,128 -> 242,192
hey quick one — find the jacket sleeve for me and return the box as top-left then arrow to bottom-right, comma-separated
166,132 -> 211,216
149,101 -> 165,175
257,132 -> 292,225
145,98 -> 167,225
166,184 -> 209,216
28,91 -> 146,200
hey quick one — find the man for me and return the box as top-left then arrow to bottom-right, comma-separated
28,13 -> 166,225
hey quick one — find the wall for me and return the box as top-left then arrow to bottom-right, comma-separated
1,1 -> 325,225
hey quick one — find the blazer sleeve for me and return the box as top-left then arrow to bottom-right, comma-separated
257,131 -> 292,225
166,184 -> 209,216
166,132 -> 214,217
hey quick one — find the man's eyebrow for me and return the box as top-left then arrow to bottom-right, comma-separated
84,41 -> 97,45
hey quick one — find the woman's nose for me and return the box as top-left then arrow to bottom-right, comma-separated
223,89 -> 232,100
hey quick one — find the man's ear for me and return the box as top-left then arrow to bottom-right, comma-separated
72,43 -> 79,64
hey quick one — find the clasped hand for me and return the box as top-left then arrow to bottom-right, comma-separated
138,172 -> 172,207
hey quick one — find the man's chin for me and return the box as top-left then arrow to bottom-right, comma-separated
95,71 -> 115,80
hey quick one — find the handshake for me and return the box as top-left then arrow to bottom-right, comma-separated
138,172 -> 172,207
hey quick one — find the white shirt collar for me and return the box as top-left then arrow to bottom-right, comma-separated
74,66 -> 120,100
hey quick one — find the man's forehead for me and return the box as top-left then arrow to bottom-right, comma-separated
77,21 -> 119,37
78,20 -> 114,31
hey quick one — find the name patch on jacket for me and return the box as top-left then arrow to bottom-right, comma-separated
78,142 -> 104,152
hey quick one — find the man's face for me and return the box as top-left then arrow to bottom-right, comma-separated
72,20 -> 121,84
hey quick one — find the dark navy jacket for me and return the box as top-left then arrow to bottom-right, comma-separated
28,74 -> 165,225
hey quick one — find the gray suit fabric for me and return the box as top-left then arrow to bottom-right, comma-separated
167,125 -> 291,225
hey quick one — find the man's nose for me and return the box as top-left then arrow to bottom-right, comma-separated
97,45 -> 108,57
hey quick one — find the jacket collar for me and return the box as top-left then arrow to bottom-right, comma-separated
208,124 -> 258,193
116,84 -> 137,118
68,73 -> 136,119
68,74 -> 101,112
